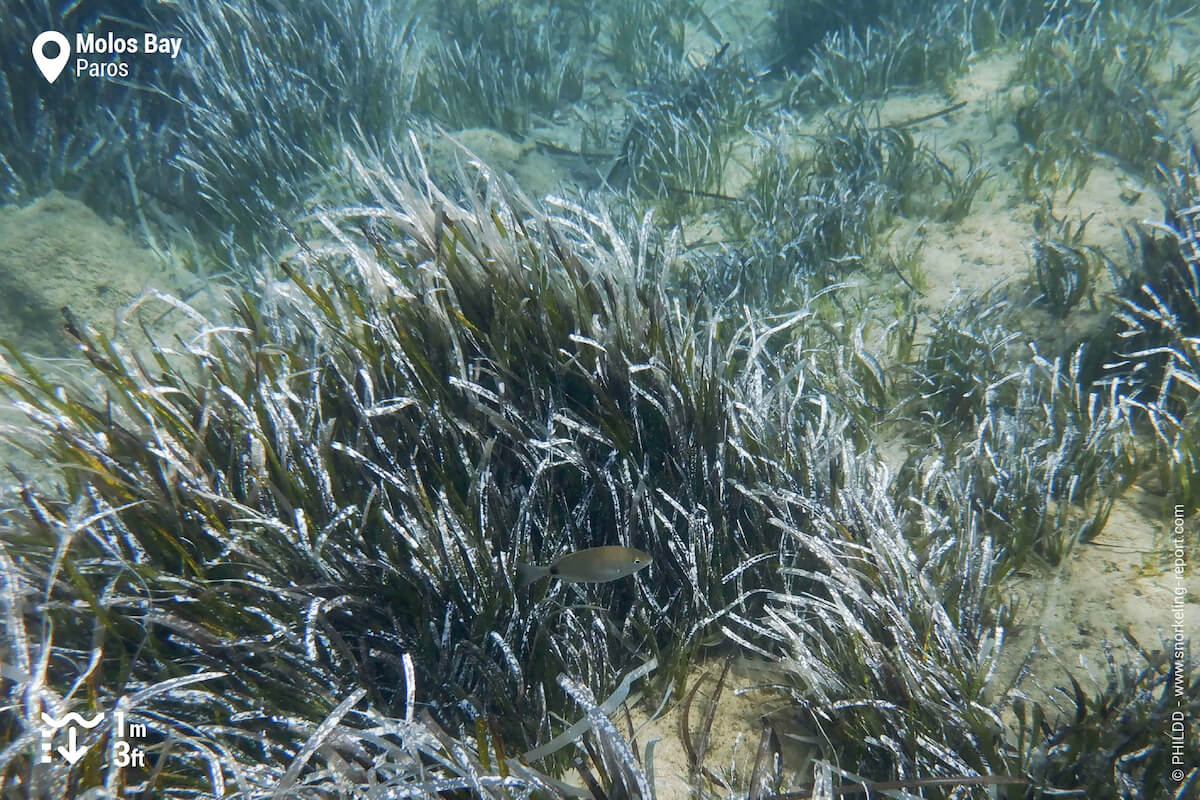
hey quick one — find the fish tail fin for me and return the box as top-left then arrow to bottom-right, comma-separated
517,563 -> 547,590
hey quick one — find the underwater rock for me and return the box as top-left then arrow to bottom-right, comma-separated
428,128 -> 566,199
0,191 -> 187,356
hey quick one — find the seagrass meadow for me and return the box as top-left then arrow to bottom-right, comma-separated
1,0 -> 1198,798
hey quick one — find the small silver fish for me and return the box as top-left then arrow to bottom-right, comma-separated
517,546 -> 652,588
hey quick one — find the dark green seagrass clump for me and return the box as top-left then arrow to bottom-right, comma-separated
1008,1 -> 1195,198
788,1 -> 984,105
900,290 -> 1131,570
770,0 -> 893,71
1029,202 -> 1106,318
1014,650 -> 1200,798
606,0 -> 689,81
0,148 -> 862,795
914,293 -> 1020,426
1078,142 -> 1200,510
0,0 -> 178,209
611,47 -> 762,220
732,108 -> 989,304
164,0 -> 423,260
412,0 -> 586,134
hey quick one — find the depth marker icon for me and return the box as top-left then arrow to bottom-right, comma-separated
33,31 -> 70,84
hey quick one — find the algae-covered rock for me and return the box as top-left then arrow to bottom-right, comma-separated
0,191 -> 188,355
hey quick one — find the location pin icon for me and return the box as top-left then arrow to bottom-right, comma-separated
33,32 -> 70,84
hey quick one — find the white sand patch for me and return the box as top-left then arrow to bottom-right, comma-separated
625,655 -> 815,800
993,488 -> 1200,717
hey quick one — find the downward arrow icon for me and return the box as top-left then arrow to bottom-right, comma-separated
57,727 -> 88,764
